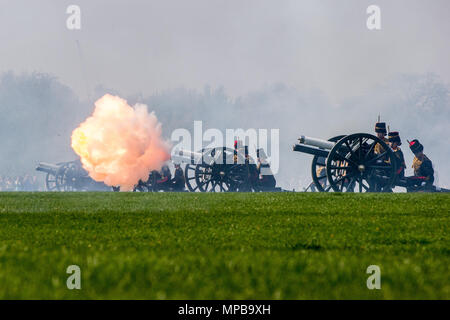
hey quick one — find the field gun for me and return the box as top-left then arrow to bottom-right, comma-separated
293,133 -> 398,192
36,160 -> 111,191
173,144 -> 277,192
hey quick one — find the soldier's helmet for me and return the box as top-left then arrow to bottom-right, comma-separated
409,139 -> 424,154
375,122 -> 387,134
388,131 -> 401,146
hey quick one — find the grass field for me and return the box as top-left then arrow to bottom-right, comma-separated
0,192 -> 448,299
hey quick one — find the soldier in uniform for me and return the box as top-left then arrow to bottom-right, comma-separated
371,121 -> 390,191
406,139 -> 435,192
155,164 -> 172,191
256,148 -> 277,191
171,163 -> 186,191
388,131 -> 406,179
374,121 -> 389,155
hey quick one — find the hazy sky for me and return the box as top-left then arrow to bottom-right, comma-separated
0,0 -> 448,103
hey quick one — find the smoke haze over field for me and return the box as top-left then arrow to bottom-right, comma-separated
0,0 -> 449,102
0,0 -> 449,188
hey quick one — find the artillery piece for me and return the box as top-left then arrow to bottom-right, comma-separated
294,133 -> 398,192
173,145 -> 276,192
36,160 -> 111,191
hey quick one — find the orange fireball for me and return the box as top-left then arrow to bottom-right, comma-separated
71,94 -> 170,191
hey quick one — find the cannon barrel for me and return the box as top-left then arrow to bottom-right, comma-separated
298,135 -> 336,150
36,162 -> 61,174
293,135 -> 338,157
171,148 -> 204,164
293,144 -> 329,158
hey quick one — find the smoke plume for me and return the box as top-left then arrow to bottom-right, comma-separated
71,94 -> 170,191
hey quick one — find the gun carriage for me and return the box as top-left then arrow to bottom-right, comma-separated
173,145 -> 275,192
36,160 -> 111,191
294,133 -> 399,192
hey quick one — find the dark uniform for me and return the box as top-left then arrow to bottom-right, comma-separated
388,131 -> 406,178
372,121 -> 389,191
407,139 -> 434,192
171,164 -> 186,191
156,165 -> 172,191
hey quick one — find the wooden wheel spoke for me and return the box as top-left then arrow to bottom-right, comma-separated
368,165 -> 392,170
346,177 -> 356,192
339,180 -> 345,192
333,176 -> 345,185
333,152 -> 358,167
361,181 -> 369,191
364,142 -> 377,161
366,151 -> 387,165
329,165 -> 350,170
358,137 -> 362,160
344,140 -> 357,160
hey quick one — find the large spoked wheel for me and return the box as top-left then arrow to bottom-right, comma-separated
55,161 -> 92,191
311,135 -> 345,192
326,133 -> 397,192
184,147 -> 218,192
196,162 -> 249,192
55,162 -> 81,191
46,161 -> 67,191
184,147 -> 247,192
184,164 -> 200,192
45,172 -> 58,191
198,147 -> 247,192
195,163 -> 231,192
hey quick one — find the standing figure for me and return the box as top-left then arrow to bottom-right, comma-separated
256,148 -> 277,191
388,131 -> 406,179
171,163 -> 186,191
374,121 -> 389,155
371,120 -> 390,191
407,139 -> 435,192
156,164 -> 172,191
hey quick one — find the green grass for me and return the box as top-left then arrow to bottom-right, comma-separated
0,192 -> 448,299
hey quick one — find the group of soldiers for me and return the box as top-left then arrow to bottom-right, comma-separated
141,140 -> 278,193
138,123 -> 439,193
374,120 -> 435,192
312,120 -> 438,192
234,140 -> 278,192
133,163 -> 186,192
